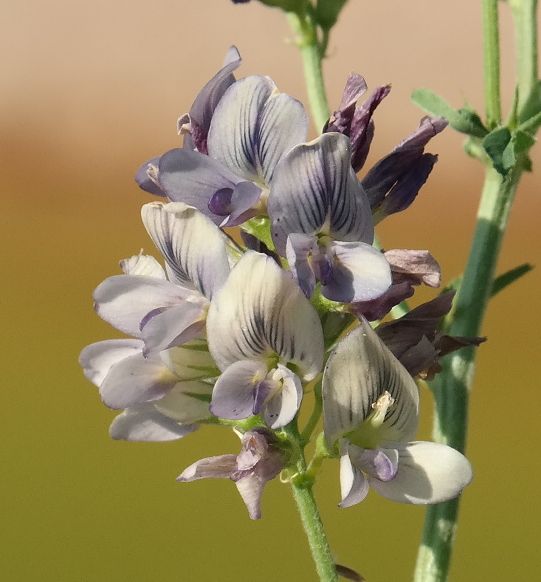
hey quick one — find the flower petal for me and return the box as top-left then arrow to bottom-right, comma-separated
268,133 -> 374,256
93,275 -> 190,336
141,201 -> 230,300
369,442 -> 473,504
321,241 -> 392,303
384,249 -> 441,288
210,360 -> 267,420
339,450 -> 369,508
109,403 -> 197,442
234,474 -> 266,520
140,302 -> 206,354
154,380 -> 213,423
322,318 -> 419,448
262,365 -> 303,429
100,353 -> 177,409
157,148 -> 253,222
207,75 -> 307,184
177,455 -> 237,481
348,445 -> 399,482
285,233 -> 318,298
120,253 -> 166,279
207,252 -> 324,380
79,339 -> 143,387
135,156 -> 165,196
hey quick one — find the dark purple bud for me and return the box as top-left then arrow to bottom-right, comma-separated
240,231 -> 281,264
362,116 -> 447,212
324,73 -> 367,134
350,85 -> 391,172
350,281 -> 414,321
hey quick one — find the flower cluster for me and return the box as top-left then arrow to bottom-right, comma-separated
80,48 -> 474,519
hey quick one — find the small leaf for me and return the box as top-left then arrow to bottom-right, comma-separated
314,0 -> 349,28
491,263 -> 534,297
412,89 -> 488,138
518,110 -> 541,135
482,127 -> 514,175
513,129 -> 536,154
518,79 -> 541,124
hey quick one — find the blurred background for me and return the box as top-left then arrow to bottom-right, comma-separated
2,1 -> 540,580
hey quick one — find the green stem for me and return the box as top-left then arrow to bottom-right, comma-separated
510,0 -> 538,111
414,169 -> 521,582
287,11 -> 330,130
290,464 -> 338,582
483,0 -> 502,127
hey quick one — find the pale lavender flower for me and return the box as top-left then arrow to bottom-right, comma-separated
206,251 -> 324,428
323,319 -> 472,506
93,202 -> 232,354
268,132 -> 392,303
178,428 -> 287,520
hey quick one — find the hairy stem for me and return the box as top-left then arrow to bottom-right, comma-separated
287,11 -> 330,130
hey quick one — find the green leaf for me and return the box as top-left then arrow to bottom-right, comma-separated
491,263 -> 534,297
314,0 -> 349,28
518,79 -> 541,124
482,127 -> 514,175
513,129 -> 536,153
412,89 -> 488,138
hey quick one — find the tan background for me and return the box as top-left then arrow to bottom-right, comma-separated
2,1 -> 540,580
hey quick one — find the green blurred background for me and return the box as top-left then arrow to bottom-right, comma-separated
2,1 -> 540,580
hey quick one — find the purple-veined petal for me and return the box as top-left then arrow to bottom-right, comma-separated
93,275 -> 191,336
262,365 -> 303,429
209,180 -> 262,227
154,380 -> 213,423
234,474 -> 265,520
369,441 -> 472,504
207,252 -> 324,381
207,75 -> 307,184
183,46 -> 242,153
140,301 -> 207,354
320,241 -> 392,303
157,148 -> 260,223
210,360 -> 267,420
339,450 -> 370,508
109,403 -> 197,442
322,319 -> 419,449
141,202 -> 230,300
79,339 -> 143,387
120,253 -> 166,279
285,233 -> 318,298
268,133 -> 374,256
135,156 -> 165,196
177,455 -> 237,481
348,445 -> 399,482
99,352 -> 177,409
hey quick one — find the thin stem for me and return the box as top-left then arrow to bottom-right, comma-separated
510,0 -> 539,111
483,0 -> 502,127
287,12 -> 330,130
290,460 -> 338,582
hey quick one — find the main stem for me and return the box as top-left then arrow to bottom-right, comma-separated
413,167 -> 520,582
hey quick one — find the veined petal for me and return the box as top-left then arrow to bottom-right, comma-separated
100,353 -> 177,409
141,202 -> 230,300
384,249 -> 441,287
321,241 -> 392,303
160,340 -> 217,378
234,474 -> 265,520
177,455 -> 237,481
369,442 -> 473,504
268,133 -> 374,256
79,339 -> 143,387
109,403 -> 197,442
207,75 -> 307,184
285,233 -> 318,298
185,46 -> 242,153
262,365 -> 303,429
157,148 -> 254,222
140,302 -> 206,354
154,380 -> 213,423
207,252 -> 324,380
93,275 -> 190,336
339,450 -> 369,508
120,253 -> 166,279
322,319 -> 419,449
210,360 -> 267,420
